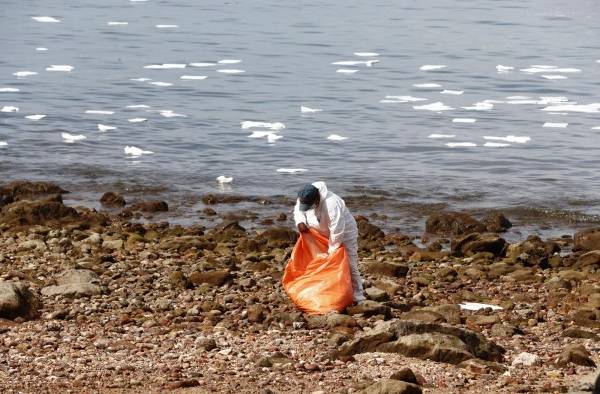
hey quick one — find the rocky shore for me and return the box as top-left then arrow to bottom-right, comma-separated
0,181 -> 598,393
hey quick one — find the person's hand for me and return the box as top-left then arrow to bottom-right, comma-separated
297,223 -> 309,233
315,253 -> 328,259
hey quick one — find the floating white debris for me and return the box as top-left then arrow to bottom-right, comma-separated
428,134 -> 455,139
267,134 -> 282,143
301,106 -> 322,113
506,95 -> 531,100
413,102 -> 453,111
496,65 -> 514,72
452,118 -> 477,123
440,90 -> 463,95
459,302 -> 503,311
107,21 -> 128,26
413,83 -> 441,88
539,96 -> 569,104
13,71 -> 38,78
149,82 -> 172,86
144,64 -> 186,69
592,126 -> 600,130
248,131 -> 275,138
521,66 -> 581,74
0,88 -> 19,92
180,75 -> 207,80
336,69 -> 358,74
484,135 -> 530,143
462,102 -> 493,111
383,95 -> 427,103
419,65 -> 446,71
46,65 -> 74,72
128,118 -> 147,123
0,142 -> 7,147
189,62 -> 216,67
277,168 -> 307,174
130,78 -> 151,82
216,176 -> 233,184
1,106 -> 19,113
218,59 -> 241,64
327,134 -> 347,141
542,75 -> 567,80
158,110 -> 186,118
541,103 -> 600,113
445,142 -> 477,147
61,132 -> 86,143
124,146 -> 153,156
36,47 -> 48,51
25,114 -> 46,120
484,142 -> 511,147
156,24 -> 178,28
85,110 -> 114,115
217,69 -> 245,74
354,52 -> 379,57
126,104 -> 150,109
98,124 -> 116,132
32,16 -> 60,23
543,122 -> 568,128
332,60 -> 378,67
241,121 -> 285,130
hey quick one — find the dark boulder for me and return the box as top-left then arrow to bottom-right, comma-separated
0,281 -> 41,320
425,212 -> 486,237
128,200 -> 168,213
573,228 -> 600,252
451,233 -> 508,257
0,199 -> 78,226
257,227 -> 298,249
481,212 -> 512,233
506,235 -> 560,267
100,192 -> 126,207
0,181 -> 67,207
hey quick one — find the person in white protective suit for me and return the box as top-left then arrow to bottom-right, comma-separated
293,182 -> 366,303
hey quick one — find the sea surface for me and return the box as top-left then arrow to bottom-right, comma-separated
1,0 -> 600,235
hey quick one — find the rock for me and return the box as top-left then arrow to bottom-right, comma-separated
389,368 -> 417,384
401,310 -> 446,324
563,327 -> 599,341
377,333 -> 473,364
17,239 -> 46,252
128,200 -> 168,213
424,304 -> 462,325
466,314 -> 500,327
159,236 -> 214,252
506,235 -> 560,267
168,271 -> 188,289
373,279 -> 402,297
458,358 -> 508,374
0,281 -> 41,320
366,287 -> 389,302
326,313 -> 357,328
506,269 -> 540,283
574,228 -> 600,252
247,305 -> 265,323
576,251 -> 600,268
363,261 -> 409,278
346,300 -> 392,319
571,308 -> 600,329
356,216 -> 386,243
425,212 -> 486,237
451,233 -> 507,257
557,344 -> 596,367
0,199 -> 78,226
558,270 -> 586,282
360,379 -> 422,394
165,380 -> 200,390
481,212 -> 512,233
102,239 -> 123,250
197,337 -> 217,351
257,227 -> 298,248
188,270 -> 231,287
100,192 -> 126,207
41,269 -> 102,298
491,323 -> 520,337
512,352 -> 541,367
0,181 -> 67,207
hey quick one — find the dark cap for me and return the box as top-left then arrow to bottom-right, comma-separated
297,184 -> 319,212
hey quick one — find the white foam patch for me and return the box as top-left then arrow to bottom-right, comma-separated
336,69 -> 358,74
277,168 -> 307,174
241,121 -> 285,131
413,102 -> 453,111
420,65 -> 446,71
496,65 -> 514,72
180,75 -> 207,80
218,59 -> 241,64
521,66 -> 581,74
13,71 -> 38,78
149,82 -> 173,86
446,142 -> 477,147
157,110 -> 186,118
543,122 -> 568,128
25,114 -> 46,120
301,106 -> 322,113
452,118 -> 476,123
459,302 -> 503,311
354,52 -> 379,57
428,134 -> 455,139
98,124 -> 116,132
542,74 -> 567,80
130,0 -> 148,2
85,110 -> 114,115
156,24 -> 178,28
216,176 -> 233,184
462,102 -> 493,111
107,21 -> 128,26
267,134 -> 282,143
507,99 -> 540,105
382,95 -> 427,103
61,132 -> 86,143
189,63 -> 216,67
125,146 -> 153,156
0,142 -> 7,147
126,104 -> 150,108
36,47 -> 48,51
144,64 -> 186,69
332,60 -> 378,67
484,135 -> 530,143
484,142 -> 510,147
440,90 -> 463,95
413,83 -> 441,88
539,96 -> 569,104
46,65 -> 73,72
0,88 -> 19,92
1,106 -> 19,113
541,103 -> 600,113
248,131 -> 275,138
128,118 -> 147,123
32,16 -> 60,23
327,134 -> 347,141
217,69 -> 245,74
130,78 -> 151,82
507,96 -> 531,100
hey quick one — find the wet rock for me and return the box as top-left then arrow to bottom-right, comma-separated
425,212 -> 486,237
557,344 -> 596,367
363,261 -> 409,278
0,181 -> 67,207
128,200 -> 168,213
365,287 -> 389,302
563,327 -> 599,341
451,233 -> 507,257
0,199 -> 78,226
356,216 -> 386,241
0,281 -> 41,320
506,235 -> 560,267
213,220 -> 247,241
359,379 -> 422,394
346,300 -> 392,319
481,212 -> 512,233
257,227 -> 298,248
576,251 -> 600,268
41,269 -> 102,298
202,207 -> 217,216
512,352 -> 541,367
188,270 -> 231,287
159,236 -> 214,252
100,192 -> 126,207
389,368 -> 417,384
573,228 -> 600,252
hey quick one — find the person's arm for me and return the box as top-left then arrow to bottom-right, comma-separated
327,202 -> 346,253
293,198 -> 309,232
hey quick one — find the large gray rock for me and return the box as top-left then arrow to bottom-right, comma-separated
41,269 -> 102,298
377,333 -> 472,364
0,281 -> 41,320
360,379 -> 422,394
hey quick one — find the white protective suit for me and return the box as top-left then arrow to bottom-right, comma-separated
293,181 -> 365,302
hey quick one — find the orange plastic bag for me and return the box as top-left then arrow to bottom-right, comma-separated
282,229 -> 354,314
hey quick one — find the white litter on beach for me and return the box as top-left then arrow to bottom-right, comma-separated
354,52 -> 379,57
336,69 -> 358,74
46,65 -> 74,72
459,302 -> 503,311
130,78 -> 151,82
301,106 -> 322,113
126,104 -> 150,109
413,102 -> 453,111
543,122 -> 568,128
98,124 -> 116,132
413,83 -> 441,88
496,65 -> 514,72
277,168 -> 307,174
542,75 -> 567,80
61,132 -> 86,143
107,21 -> 128,26
0,142 -> 7,147
216,176 -> 233,184
85,110 -> 114,115
384,95 -> 427,102
241,121 -> 285,131
428,134 -> 455,139
267,134 -> 282,143
445,142 -> 477,148
25,114 -> 46,120
218,59 -> 241,64
327,134 -> 347,141
0,88 -> 19,92
217,69 -> 245,74
128,118 -> 147,123
189,63 -> 216,67
462,102 -> 494,111
541,103 -> 600,113
144,64 -> 186,69
149,82 -> 172,87
452,118 -> 477,123
13,71 -> 38,78
125,146 -> 153,156
420,65 -> 446,71
156,24 -> 178,28
158,110 -> 186,118
36,47 -> 48,51
484,135 -> 530,143
180,75 -> 207,80
484,142 -> 511,148
32,16 -> 60,23
521,66 -> 581,74
1,106 -> 19,113
440,90 -> 463,95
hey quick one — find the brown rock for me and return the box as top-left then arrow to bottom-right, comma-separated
365,287 -> 389,302
574,228 -> 600,252
257,227 -> 298,248
451,233 -> 507,257
401,310 -> 446,324
506,235 -> 560,267
373,279 -> 402,297
0,181 -> 67,207
389,368 -> 418,384
466,314 -> 500,327
129,200 -> 168,213
377,333 -> 473,364
0,281 -> 41,320
481,212 -> 512,233
425,212 -> 486,237
563,327 -> 599,341
188,270 -> 231,287
363,261 -> 409,278
360,379 -> 422,394
576,251 -> 600,268
346,300 -> 392,318
100,192 -> 126,207
0,199 -> 78,226
247,305 -> 266,323
556,344 -> 596,367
